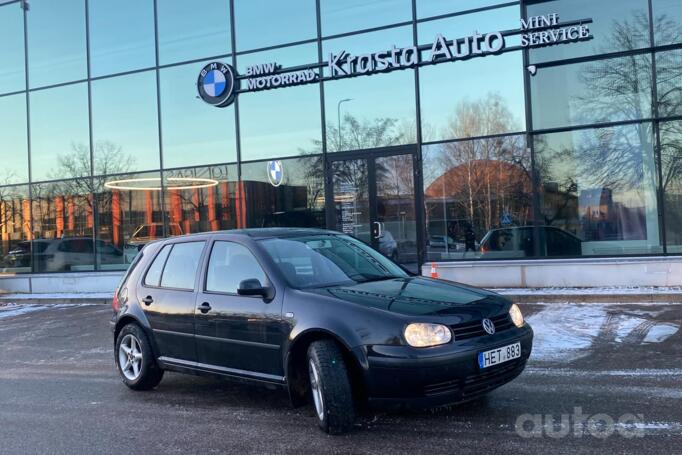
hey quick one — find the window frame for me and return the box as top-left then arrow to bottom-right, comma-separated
202,239 -> 271,297
142,240 -> 206,292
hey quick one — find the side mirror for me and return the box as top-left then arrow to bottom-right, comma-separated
237,278 -> 274,300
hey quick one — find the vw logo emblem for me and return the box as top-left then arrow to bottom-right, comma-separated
197,62 -> 237,107
267,160 -> 284,187
482,318 -> 496,335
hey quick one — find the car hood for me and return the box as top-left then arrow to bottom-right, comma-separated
304,276 -> 507,318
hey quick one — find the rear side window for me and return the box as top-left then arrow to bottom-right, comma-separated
144,245 -> 172,287
206,241 -> 267,294
160,242 -> 205,290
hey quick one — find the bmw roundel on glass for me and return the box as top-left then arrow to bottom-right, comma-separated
267,160 -> 284,187
197,62 -> 237,107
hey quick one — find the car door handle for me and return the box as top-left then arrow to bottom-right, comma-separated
142,296 -> 153,306
198,302 -> 212,314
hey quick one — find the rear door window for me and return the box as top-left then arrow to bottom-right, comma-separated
160,242 -> 206,290
144,245 -> 172,287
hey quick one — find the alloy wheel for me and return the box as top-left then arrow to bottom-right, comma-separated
118,334 -> 143,381
309,359 -> 325,421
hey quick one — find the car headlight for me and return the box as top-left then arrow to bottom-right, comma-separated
404,323 -> 452,347
509,304 -> 524,328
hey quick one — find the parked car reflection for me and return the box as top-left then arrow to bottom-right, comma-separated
11,238 -> 125,272
479,226 -> 582,258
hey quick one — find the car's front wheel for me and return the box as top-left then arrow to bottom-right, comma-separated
115,323 -> 164,390
307,340 -> 355,434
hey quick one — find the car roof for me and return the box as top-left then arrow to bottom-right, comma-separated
162,227 -> 343,241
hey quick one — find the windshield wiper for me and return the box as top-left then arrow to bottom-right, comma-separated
357,275 -> 398,283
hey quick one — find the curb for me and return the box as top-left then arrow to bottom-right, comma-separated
498,293 -> 682,304
0,297 -> 112,305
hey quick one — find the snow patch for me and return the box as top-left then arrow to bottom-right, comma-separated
492,286 -> 682,295
643,324 -> 679,343
0,292 -> 112,300
0,302 -> 97,319
526,305 -> 607,362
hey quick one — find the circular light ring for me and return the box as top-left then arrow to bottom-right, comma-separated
104,177 -> 219,191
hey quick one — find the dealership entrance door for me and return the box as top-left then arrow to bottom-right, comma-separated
327,146 -> 420,273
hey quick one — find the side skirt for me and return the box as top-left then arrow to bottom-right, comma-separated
157,356 -> 287,387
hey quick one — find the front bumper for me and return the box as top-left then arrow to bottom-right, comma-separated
355,324 -> 533,409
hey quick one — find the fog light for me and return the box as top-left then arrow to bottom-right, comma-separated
404,323 -> 452,347
509,304 -> 524,328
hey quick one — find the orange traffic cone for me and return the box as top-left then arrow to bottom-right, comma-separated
430,263 -> 439,279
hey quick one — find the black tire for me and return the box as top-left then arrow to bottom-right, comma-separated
307,340 -> 355,434
115,323 -> 164,391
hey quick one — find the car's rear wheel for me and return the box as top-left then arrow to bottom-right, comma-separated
116,323 -> 164,390
307,340 -> 355,434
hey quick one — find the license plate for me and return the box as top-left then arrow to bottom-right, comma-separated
478,342 -> 521,369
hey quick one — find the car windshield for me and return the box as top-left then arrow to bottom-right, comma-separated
260,235 -> 408,289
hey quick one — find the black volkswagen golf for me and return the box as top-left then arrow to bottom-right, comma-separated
111,228 -> 533,434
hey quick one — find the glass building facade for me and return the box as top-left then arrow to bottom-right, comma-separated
1,0 -> 681,275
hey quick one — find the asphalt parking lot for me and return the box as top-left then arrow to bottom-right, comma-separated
0,301 -> 681,454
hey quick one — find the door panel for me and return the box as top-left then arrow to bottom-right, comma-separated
329,150 -> 420,273
195,240 -> 283,377
139,241 -> 205,362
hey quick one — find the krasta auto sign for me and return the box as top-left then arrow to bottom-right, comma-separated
198,13 -> 593,107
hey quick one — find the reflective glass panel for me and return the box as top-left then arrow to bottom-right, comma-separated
419,51 -> 525,142
241,156 -> 325,228
157,0 -> 231,65
160,241 -> 205,289
237,44 -> 322,161
422,135 -> 533,260
0,3 -> 25,94
0,94 -> 29,185
91,71 -> 160,173
27,0 -> 86,88
29,83 -> 90,182
31,179 -> 94,272
656,49 -> 682,118
163,165 -> 240,233
528,0 -> 650,64
652,0 -> 682,45
160,61 -> 237,168
144,244 -> 171,286
89,0 -> 155,77
206,241 -> 267,293
418,5 -> 521,47
320,0 -> 412,37
323,27 -> 417,152
95,172 -> 164,270
531,55 -> 652,130
535,123 -> 662,256
417,0 -> 511,19
0,185 -> 30,274
234,0 -> 317,51
660,121 -> 682,253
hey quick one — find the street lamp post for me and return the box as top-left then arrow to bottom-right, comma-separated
337,98 -> 353,151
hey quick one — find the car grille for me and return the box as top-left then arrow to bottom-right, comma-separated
423,358 -> 526,398
450,313 -> 514,340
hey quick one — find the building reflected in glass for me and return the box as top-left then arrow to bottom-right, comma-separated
1,0 -> 681,275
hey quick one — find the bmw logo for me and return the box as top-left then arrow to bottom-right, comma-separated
197,62 -> 237,107
482,318 -> 496,335
267,160 -> 284,187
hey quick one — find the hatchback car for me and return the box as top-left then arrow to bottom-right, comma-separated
111,228 -> 533,434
